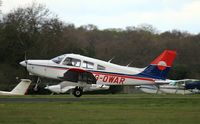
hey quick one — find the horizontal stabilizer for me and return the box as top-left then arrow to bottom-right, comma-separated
11,79 -> 31,95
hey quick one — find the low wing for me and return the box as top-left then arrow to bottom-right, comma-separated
59,68 -> 97,84
45,84 -> 75,94
61,86 -> 76,93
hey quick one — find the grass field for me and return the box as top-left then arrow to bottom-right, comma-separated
0,94 -> 200,124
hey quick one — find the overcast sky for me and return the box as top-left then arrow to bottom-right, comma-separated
1,0 -> 200,34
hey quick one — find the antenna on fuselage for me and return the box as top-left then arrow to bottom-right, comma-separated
108,56 -> 115,63
126,61 -> 133,67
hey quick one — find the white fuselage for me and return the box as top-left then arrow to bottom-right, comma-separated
20,54 -> 155,86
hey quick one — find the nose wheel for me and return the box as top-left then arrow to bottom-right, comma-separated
73,87 -> 83,97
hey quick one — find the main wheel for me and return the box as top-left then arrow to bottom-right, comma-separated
73,87 -> 83,97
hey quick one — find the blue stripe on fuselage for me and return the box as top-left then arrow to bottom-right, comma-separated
137,65 -> 170,80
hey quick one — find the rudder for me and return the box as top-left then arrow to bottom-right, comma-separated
138,50 -> 177,80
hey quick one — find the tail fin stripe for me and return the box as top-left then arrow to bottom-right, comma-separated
138,50 -> 176,80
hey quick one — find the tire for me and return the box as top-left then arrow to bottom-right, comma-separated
73,87 -> 83,97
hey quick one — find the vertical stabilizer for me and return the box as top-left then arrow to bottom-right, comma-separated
138,50 -> 177,80
11,79 -> 31,95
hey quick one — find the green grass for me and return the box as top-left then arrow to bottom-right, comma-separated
0,94 -> 200,124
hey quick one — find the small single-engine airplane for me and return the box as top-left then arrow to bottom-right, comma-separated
0,79 -> 31,95
20,50 -> 176,97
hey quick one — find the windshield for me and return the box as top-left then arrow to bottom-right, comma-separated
51,55 -> 65,64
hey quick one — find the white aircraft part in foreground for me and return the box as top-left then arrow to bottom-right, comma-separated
0,79 -> 31,95
20,50 -> 176,97
136,79 -> 199,95
45,81 -> 109,94
137,85 -> 192,95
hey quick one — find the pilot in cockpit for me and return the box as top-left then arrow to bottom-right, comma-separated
63,58 -> 73,66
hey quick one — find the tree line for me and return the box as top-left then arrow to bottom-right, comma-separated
0,3 -> 199,91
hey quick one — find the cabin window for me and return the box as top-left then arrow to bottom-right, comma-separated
63,57 -> 81,67
97,65 -> 105,70
51,55 -> 65,64
82,61 -> 94,69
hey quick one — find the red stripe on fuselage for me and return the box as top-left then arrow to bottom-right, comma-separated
92,72 -> 154,82
31,64 -> 155,82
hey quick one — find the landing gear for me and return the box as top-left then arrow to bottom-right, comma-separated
34,77 -> 41,91
155,85 -> 160,94
73,87 -> 83,97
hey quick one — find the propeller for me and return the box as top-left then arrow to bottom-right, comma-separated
20,52 -> 28,69
24,51 -> 28,69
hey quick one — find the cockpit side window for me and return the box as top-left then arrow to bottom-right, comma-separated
82,61 -> 94,69
51,55 -> 65,64
63,57 -> 81,67
97,65 -> 106,70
